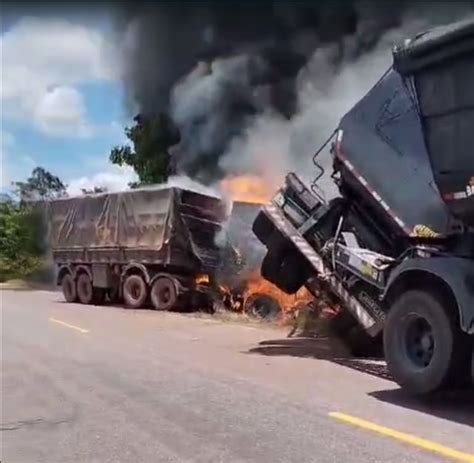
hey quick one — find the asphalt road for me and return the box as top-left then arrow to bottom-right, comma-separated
1,289 -> 473,463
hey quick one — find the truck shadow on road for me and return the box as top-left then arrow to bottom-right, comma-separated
248,336 -> 473,427
248,336 -> 390,380
369,388 -> 473,428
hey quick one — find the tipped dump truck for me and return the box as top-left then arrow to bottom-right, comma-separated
253,18 -> 474,394
47,186 -> 226,310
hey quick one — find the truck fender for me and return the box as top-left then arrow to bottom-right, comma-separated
120,263 -> 151,284
382,257 -> 474,335
56,264 -> 73,285
72,264 -> 93,282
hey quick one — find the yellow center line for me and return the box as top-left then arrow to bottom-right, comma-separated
329,412 -> 474,463
49,318 -> 90,334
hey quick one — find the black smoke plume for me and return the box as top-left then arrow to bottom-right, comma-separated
118,1 -> 473,183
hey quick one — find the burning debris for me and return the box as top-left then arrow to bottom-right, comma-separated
219,270 -> 314,321
209,196 -> 315,322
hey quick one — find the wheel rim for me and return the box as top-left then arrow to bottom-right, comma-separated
131,282 -> 141,301
79,276 -> 92,301
161,287 -> 171,304
65,279 -> 73,295
404,315 -> 435,368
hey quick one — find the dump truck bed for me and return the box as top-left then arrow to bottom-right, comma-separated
46,186 -> 227,273
338,17 -> 474,235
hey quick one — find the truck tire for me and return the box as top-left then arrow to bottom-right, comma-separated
384,289 -> 471,395
77,273 -> 94,304
151,277 -> 178,311
123,274 -> 148,309
61,274 -> 77,303
244,293 -> 281,321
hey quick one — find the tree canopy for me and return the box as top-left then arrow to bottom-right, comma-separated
14,166 -> 67,202
1,167 -> 66,282
109,113 -> 180,186
0,199 -> 45,281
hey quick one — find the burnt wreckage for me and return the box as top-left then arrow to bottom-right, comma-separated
253,18 -> 474,395
48,187 -> 297,320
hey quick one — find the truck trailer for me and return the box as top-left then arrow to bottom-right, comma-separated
252,18 -> 474,394
47,186 -> 226,310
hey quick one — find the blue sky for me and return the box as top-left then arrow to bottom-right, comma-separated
1,12 -> 137,195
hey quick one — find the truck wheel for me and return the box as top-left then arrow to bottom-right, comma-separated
123,274 -> 148,309
151,277 -> 178,311
384,289 -> 471,395
61,274 -> 77,302
77,273 -> 94,304
244,293 -> 281,320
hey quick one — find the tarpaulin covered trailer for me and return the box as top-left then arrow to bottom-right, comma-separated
47,186 -> 227,310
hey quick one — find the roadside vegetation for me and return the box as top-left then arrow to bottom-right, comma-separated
0,167 -> 66,283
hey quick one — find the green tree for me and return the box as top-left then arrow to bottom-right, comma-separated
0,201 -> 44,281
14,167 -> 67,202
1,167 -> 66,281
109,113 -> 180,186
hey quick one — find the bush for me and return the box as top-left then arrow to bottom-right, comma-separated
0,256 -> 43,283
0,202 -> 46,282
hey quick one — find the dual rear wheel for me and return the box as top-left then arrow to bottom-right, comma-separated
61,273 -> 105,305
122,274 -> 178,310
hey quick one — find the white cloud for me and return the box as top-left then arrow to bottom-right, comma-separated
34,86 -> 92,137
66,164 -> 137,196
1,17 -> 118,137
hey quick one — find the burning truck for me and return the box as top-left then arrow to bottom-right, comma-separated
216,198 -> 313,321
47,180 -> 311,321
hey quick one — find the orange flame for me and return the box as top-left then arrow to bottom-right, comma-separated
219,175 -> 273,204
241,271 -> 312,313
219,270 -> 313,319
195,274 -> 210,285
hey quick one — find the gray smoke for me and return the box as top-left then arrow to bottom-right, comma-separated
119,1 -> 474,185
